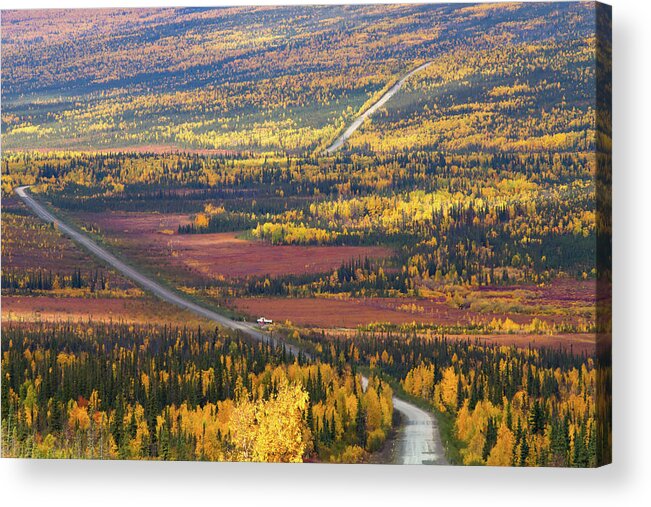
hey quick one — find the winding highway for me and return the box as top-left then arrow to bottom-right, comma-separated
325,61 -> 433,153
14,187 -> 288,350
16,180 -> 447,465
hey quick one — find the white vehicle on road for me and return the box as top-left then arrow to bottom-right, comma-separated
257,317 -> 273,326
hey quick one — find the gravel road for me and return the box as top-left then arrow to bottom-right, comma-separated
325,61 -> 433,153
16,185 -> 448,465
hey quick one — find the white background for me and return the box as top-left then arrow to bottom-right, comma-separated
1,0 -> 649,505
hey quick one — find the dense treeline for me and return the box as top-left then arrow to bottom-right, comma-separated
2,268 -> 109,292
178,208 -> 257,234
1,322 -> 392,462
2,150 -> 593,199
3,148 -> 597,290
244,257 -> 412,298
310,329 -> 609,467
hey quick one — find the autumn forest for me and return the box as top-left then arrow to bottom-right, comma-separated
1,3 -> 611,466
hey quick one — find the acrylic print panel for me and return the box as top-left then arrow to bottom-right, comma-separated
0,2 -> 611,467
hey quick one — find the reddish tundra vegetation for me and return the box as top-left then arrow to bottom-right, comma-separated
63,210 -> 598,354
233,279 -> 596,329
74,211 -> 393,279
231,278 -> 598,353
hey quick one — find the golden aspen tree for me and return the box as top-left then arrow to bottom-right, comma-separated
252,380 -> 311,462
487,423 -> 516,466
440,366 -> 459,410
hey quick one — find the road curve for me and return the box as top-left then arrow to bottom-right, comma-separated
361,377 -> 448,465
15,186 -> 448,465
13,187 -> 288,351
392,397 -> 447,465
325,61 -> 433,153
